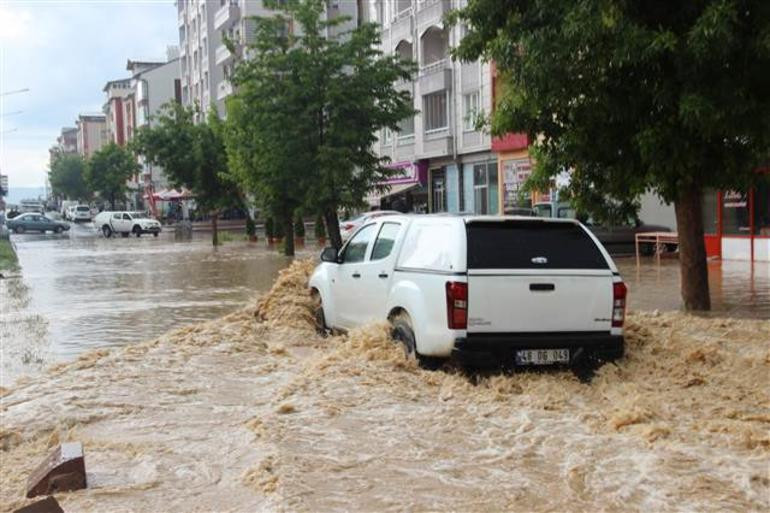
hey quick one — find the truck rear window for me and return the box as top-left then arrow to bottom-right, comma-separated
466,221 -> 609,270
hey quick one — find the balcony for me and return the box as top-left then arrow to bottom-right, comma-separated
418,59 -> 452,94
214,1 -> 240,30
416,0 -> 450,30
419,132 -> 453,159
391,8 -> 413,43
178,8 -> 185,27
216,80 -> 233,101
214,43 -> 232,65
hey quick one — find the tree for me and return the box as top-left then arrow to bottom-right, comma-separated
86,142 -> 138,210
49,153 -> 90,201
452,0 -> 770,311
131,103 -> 242,246
226,0 -> 416,251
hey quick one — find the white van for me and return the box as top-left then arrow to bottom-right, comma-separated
67,205 -> 92,222
309,215 -> 626,368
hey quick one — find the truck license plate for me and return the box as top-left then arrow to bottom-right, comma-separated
515,349 -> 570,365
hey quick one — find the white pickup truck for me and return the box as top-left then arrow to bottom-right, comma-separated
309,215 -> 626,369
94,211 -> 162,238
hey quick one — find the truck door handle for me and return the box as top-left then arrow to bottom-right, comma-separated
530,283 -> 555,291
352,272 -> 361,279
378,272 -> 389,279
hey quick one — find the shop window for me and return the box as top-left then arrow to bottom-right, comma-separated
754,176 -> 770,236
701,189 -> 718,235
473,162 -> 498,214
423,92 -> 447,132
722,190 -> 750,235
431,169 -> 447,212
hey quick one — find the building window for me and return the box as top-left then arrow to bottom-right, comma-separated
382,127 -> 392,144
423,92 -> 447,132
473,162 -> 499,215
458,166 -> 465,212
463,91 -> 480,131
397,116 -> 414,137
431,168 -> 447,212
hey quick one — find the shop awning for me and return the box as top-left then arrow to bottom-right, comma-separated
152,188 -> 194,201
366,182 -> 420,206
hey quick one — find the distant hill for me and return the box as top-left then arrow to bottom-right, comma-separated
5,186 -> 47,205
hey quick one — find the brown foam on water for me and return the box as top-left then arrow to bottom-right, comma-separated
1,260 -> 768,512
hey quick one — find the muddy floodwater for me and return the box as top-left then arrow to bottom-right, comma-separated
1,260 -> 768,512
1,229 -> 769,512
1,225 -> 314,386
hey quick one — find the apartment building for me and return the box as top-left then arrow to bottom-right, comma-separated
56,127 -> 79,155
76,114 -> 108,159
362,0 -> 535,215
177,0 -> 225,117
127,55 -> 183,212
102,79 -> 133,147
178,0 -> 359,118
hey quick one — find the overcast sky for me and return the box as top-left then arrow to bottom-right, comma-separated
0,0 -> 178,188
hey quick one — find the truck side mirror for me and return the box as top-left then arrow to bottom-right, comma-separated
320,247 -> 339,263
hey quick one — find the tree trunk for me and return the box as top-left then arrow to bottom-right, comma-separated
282,212 -> 295,256
211,212 -> 219,247
674,185 -> 711,311
323,208 -> 342,250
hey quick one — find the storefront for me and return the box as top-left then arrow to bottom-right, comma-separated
703,171 -> 770,262
368,161 -> 428,213
493,133 -> 532,214
427,155 -> 499,214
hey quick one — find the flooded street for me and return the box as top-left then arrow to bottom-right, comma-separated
1,224 -> 313,386
1,260 -> 768,513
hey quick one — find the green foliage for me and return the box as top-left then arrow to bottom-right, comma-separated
0,239 -> 18,273
225,0 -> 416,249
86,142 -> 138,209
294,213 -> 306,238
314,213 -> 326,239
131,103 -> 241,213
49,153 -> 90,201
452,0 -> 770,203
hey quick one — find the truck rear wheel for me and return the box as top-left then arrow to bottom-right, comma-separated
311,291 -> 327,336
102,225 -> 112,238
390,313 -> 444,370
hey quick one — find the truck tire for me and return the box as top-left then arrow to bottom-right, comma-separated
102,225 -> 112,238
390,313 -> 444,371
311,290 -> 327,336
133,225 -> 142,237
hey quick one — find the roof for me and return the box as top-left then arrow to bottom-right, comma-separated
102,78 -> 132,92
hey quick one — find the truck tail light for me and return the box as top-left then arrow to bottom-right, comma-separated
446,281 -> 468,330
612,281 -> 627,328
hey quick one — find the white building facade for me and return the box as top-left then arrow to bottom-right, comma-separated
178,0 -> 359,118
364,0 -> 495,214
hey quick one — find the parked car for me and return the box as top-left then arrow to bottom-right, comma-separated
532,201 -> 672,255
6,213 -> 70,234
339,210 -> 400,241
310,215 -> 626,369
67,205 -> 92,222
94,211 -> 162,238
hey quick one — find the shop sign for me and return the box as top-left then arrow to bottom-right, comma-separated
723,190 -> 747,208
502,158 -> 532,207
